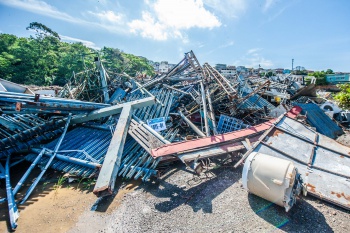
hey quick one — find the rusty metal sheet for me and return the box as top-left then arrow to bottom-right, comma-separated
243,115 -> 350,210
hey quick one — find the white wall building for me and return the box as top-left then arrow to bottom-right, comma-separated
221,69 -> 237,77
159,61 -> 169,73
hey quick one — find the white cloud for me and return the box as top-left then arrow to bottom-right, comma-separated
219,40 -> 234,48
0,0 -> 128,34
153,0 -> 220,29
245,56 -> 273,68
129,12 -> 168,40
244,51 -> 273,68
128,0 -> 221,41
86,10 -> 128,33
263,0 -> 278,12
0,0 -> 220,42
203,0 -> 247,18
87,10 -> 124,24
60,35 -> 100,50
267,5 -> 287,21
198,42 -> 205,48
233,48 -> 273,68
0,0 -> 84,24
247,48 -> 262,54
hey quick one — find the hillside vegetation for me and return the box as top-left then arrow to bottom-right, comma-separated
0,22 -> 155,86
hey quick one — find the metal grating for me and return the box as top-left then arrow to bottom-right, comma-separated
217,114 -> 249,134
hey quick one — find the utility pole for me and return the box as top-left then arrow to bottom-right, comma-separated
292,59 -> 294,72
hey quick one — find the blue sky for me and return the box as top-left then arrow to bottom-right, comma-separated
0,0 -> 349,71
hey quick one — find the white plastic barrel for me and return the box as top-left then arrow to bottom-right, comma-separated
242,152 -> 300,212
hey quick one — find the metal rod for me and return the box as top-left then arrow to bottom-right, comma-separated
70,97 -> 155,125
20,114 -> 72,204
12,149 -> 46,196
178,110 -> 205,137
96,59 -> 110,103
30,148 -> 101,170
206,88 -> 218,135
5,155 -> 19,230
134,80 -> 163,106
200,81 -> 210,136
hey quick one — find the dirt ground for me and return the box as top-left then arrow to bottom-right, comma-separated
0,164 -> 140,233
1,160 -> 349,233
0,160 -> 350,233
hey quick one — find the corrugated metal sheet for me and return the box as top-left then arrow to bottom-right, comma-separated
237,93 -> 275,111
26,87 -> 178,180
296,103 -> 343,139
26,126 -> 111,177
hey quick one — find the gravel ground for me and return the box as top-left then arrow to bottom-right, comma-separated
70,161 -> 350,233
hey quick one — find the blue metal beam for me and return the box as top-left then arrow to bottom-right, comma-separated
20,114 -> 72,204
5,155 -> 19,230
70,97 -> 155,125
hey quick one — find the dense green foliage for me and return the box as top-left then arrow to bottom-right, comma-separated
305,70 -> 330,85
0,23 -> 154,86
334,83 -> 350,109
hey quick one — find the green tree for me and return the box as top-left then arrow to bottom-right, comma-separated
100,47 -> 125,73
0,23 -> 155,87
295,70 -> 308,75
122,53 -> 155,77
326,69 -> 334,74
306,71 -> 327,85
0,34 -> 19,80
26,22 -> 60,40
334,83 -> 350,109
54,42 -> 96,86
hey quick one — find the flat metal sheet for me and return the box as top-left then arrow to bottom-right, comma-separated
246,115 -> 350,210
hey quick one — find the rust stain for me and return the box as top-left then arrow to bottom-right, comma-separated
272,129 -> 284,137
340,156 -> 344,158
305,172 -> 309,176
307,183 -> 316,192
331,191 -> 342,198
331,191 -> 350,201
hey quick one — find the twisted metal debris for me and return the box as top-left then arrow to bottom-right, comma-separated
1,50 -> 349,229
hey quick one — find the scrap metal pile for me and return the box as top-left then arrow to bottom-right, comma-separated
0,51 -> 349,230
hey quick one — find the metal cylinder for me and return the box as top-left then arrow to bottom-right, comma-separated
242,152 -> 303,212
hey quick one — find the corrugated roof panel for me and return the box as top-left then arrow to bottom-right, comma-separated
296,103 -> 343,139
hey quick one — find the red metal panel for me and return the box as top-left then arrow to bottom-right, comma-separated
151,107 -> 301,158
151,120 -> 273,158
287,105 -> 302,118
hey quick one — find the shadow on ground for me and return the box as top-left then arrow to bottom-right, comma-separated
248,193 -> 333,232
141,163 -> 241,213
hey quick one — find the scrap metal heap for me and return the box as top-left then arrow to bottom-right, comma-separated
0,50 -> 349,230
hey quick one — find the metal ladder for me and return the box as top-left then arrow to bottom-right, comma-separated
203,63 -> 237,99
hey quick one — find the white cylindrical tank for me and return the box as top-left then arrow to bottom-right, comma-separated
242,152 -> 303,212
